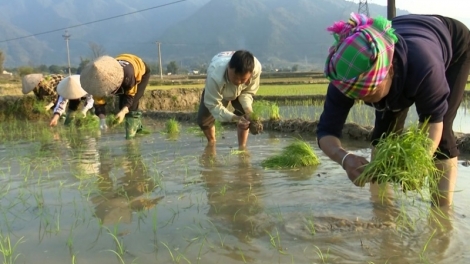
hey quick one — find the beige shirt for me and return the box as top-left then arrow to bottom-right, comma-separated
203,52 -> 262,122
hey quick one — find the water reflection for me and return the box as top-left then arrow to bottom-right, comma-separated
365,183 -> 456,263
92,141 -> 163,225
199,145 -> 274,244
68,135 -> 100,178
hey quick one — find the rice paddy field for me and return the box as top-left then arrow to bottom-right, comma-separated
0,100 -> 469,264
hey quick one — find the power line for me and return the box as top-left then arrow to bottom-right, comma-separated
0,0 -> 186,43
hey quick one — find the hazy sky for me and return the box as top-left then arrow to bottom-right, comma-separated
367,0 -> 470,27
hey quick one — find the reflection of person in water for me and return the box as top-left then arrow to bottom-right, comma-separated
200,145 -> 271,243
366,184 -> 454,263
92,141 -> 163,225
68,135 -> 101,178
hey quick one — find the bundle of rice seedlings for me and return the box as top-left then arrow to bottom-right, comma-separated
262,139 -> 320,168
106,114 -> 121,127
164,118 -> 180,134
268,103 -> 281,121
356,122 -> 442,197
248,111 -> 263,135
75,114 -> 99,130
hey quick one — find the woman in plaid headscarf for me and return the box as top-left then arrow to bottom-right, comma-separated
316,13 -> 470,207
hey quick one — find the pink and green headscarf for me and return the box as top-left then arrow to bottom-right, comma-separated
324,13 -> 398,99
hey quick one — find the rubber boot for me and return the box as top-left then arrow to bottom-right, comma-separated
64,111 -> 76,126
125,111 -> 143,139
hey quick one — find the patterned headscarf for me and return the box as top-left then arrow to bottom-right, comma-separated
324,13 -> 398,99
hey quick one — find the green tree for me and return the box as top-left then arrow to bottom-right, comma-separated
17,66 -> 34,77
147,62 -> 161,76
76,57 -> 90,74
48,65 -> 62,74
0,50 -> 4,73
291,64 -> 299,72
166,61 -> 179,74
36,64 -> 48,73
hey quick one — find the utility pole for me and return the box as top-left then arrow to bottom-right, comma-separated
156,41 -> 163,80
358,0 -> 370,16
62,30 -> 72,76
387,0 -> 396,20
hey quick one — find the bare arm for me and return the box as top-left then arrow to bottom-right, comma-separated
421,121 -> 443,154
319,135 -> 370,186
318,135 -> 350,166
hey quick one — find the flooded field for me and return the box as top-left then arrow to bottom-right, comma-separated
0,120 -> 469,264
274,101 -> 470,133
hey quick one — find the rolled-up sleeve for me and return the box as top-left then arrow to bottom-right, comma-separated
238,60 -> 262,112
204,77 -> 236,122
238,74 -> 260,112
53,96 -> 68,116
82,94 -> 94,112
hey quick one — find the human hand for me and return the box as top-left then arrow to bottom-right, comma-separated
115,107 -> 129,124
80,108 -> 88,117
99,118 -> 108,130
237,116 -> 250,130
341,153 -> 370,187
49,114 -> 60,127
44,102 -> 54,111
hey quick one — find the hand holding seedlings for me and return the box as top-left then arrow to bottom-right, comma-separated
237,116 -> 250,130
341,153 -> 369,187
115,106 -> 129,124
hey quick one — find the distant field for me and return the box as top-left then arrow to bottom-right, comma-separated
2,74 -> 470,96
147,83 -> 329,95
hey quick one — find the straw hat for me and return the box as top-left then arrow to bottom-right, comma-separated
22,73 -> 44,94
80,56 -> 123,97
57,75 -> 87,99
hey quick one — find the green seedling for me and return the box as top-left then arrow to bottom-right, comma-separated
262,139 -> 320,168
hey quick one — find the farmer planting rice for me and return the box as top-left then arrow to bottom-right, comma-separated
316,13 -> 470,207
80,54 -> 151,139
49,74 -> 95,127
22,73 -> 64,111
197,50 -> 263,149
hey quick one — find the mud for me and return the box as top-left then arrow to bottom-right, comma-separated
1,88 -> 470,153
284,215 -> 396,240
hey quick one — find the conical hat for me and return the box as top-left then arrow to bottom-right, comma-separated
80,56 -> 123,97
57,75 -> 87,99
22,73 -> 44,94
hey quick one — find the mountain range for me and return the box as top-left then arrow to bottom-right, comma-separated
0,0 -> 408,70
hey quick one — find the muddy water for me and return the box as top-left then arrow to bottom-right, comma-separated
0,121 -> 469,264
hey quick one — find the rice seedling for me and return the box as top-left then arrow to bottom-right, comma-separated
160,242 -> 191,264
356,122 -> 443,202
106,114 -> 121,128
419,229 -> 437,263
163,118 -> 180,135
106,224 -> 126,257
313,245 -> 330,263
268,103 -> 281,120
0,233 -> 24,264
73,114 -> 99,130
207,220 -> 226,248
261,139 -> 320,168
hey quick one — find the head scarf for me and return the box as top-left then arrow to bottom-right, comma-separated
324,13 -> 398,99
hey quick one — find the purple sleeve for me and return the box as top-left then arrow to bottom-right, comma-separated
316,83 -> 355,146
